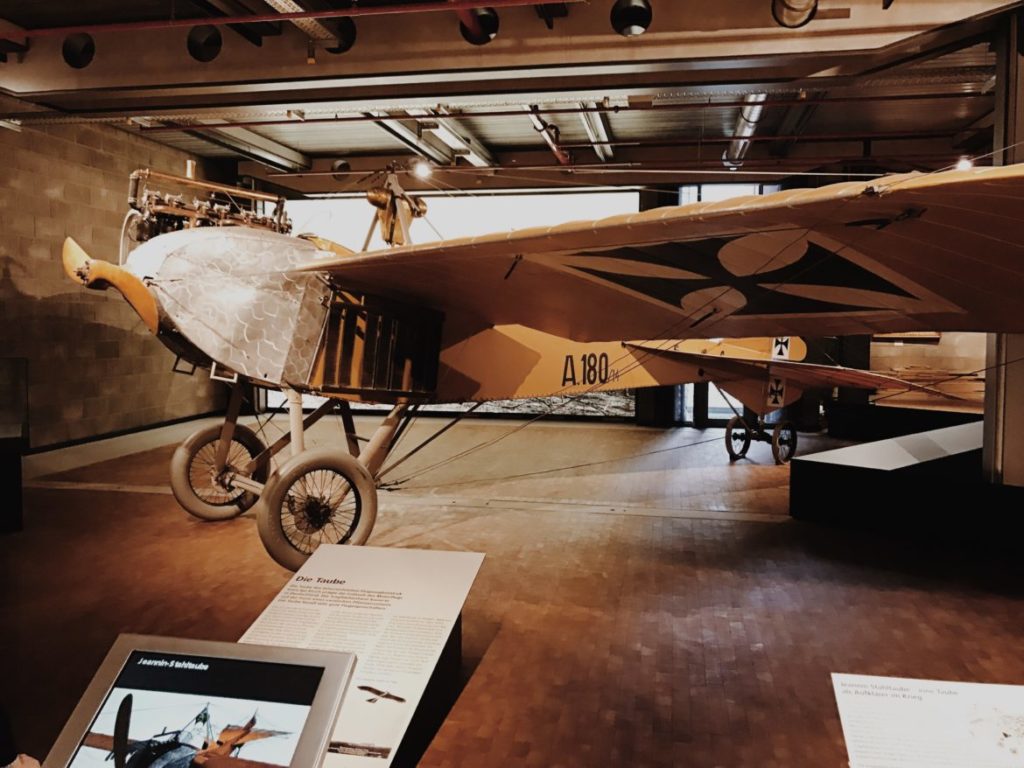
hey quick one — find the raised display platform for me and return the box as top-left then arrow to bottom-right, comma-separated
790,422 -> 987,524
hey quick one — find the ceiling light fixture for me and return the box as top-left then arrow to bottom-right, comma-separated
187,25 -> 223,63
955,156 -> 974,171
325,17 -> 357,55
611,0 -> 652,37
61,32 -> 95,69
412,160 -> 434,180
771,0 -> 817,28
459,8 -> 500,45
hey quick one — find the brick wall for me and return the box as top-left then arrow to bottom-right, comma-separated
0,123 -> 224,448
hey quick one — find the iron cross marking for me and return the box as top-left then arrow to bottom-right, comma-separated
574,235 -> 914,316
768,378 -> 786,406
773,337 -> 790,357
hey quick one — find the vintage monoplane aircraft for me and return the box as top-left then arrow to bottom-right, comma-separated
80,695 -> 290,768
62,165 -> 1024,570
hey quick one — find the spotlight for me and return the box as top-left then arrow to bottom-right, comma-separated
771,0 -> 817,29
611,0 -> 652,37
325,17 -> 357,55
331,159 -> 352,182
187,25 -> 223,63
955,156 -> 974,171
62,33 -> 95,69
412,160 -> 434,180
459,8 -> 499,46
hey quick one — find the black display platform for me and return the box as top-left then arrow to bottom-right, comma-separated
0,428 -> 25,533
0,357 -> 27,534
790,422 -> 987,523
825,401 -> 980,441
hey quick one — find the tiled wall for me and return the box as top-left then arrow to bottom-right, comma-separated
0,123 -> 224,448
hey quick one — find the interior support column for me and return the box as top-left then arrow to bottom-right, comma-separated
634,186 -> 680,427
984,12 -> 1024,487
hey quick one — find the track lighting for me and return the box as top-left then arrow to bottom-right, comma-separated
459,8 -> 500,46
611,0 -> 652,37
771,0 -> 817,28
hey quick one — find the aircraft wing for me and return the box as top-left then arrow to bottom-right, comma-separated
297,165 -> 1024,342
624,343 -> 955,415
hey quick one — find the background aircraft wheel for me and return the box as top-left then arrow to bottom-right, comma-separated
772,421 -> 798,465
170,424 -> 269,521
725,416 -> 752,461
257,449 -> 377,571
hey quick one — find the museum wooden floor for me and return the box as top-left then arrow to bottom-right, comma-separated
6,415 -> 1024,767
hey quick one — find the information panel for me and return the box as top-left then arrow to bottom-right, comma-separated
834,673 -> 1024,768
241,546 -> 484,767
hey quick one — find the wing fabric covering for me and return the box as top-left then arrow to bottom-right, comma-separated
297,166 -> 1024,343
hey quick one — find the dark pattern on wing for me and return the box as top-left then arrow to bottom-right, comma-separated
573,237 -> 914,316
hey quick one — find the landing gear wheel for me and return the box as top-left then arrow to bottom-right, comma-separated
772,421 -> 798,465
725,416 -> 752,461
170,424 -> 269,521
257,449 -> 377,572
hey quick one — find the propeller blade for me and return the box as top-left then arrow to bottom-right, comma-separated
112,693 -> 133,768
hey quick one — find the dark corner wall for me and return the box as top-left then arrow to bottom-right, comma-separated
0,123 -> 225,449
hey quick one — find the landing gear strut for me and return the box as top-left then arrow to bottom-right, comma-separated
168,380 -> 414,570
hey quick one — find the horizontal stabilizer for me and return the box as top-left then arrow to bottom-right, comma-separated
625,342 -> 957,416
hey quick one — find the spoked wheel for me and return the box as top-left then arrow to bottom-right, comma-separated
257,449 -> 377,571
170,424 -> 269,521
725,416 -> 752,461
771,421 -> 798,465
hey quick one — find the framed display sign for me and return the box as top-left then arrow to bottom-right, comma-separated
44,634 -> 356,768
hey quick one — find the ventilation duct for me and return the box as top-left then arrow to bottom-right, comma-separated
722,93 -> 768,170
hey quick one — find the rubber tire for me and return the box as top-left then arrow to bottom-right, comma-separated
170,424 -> 269,521
725,416 -> 752,461
257,449 -> 377,572
771,421 -> 798,465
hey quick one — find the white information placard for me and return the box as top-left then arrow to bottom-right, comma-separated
833,673 -> 1024,768
241,546 -> 484,767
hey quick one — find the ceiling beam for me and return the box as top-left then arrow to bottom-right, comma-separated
525,105 -> 572,165
368,112 -> 453,165
261,0 -> 342,41
238,135 -> 967,193
769,92 -> 821,157
193,121 -> 311,170
535,3 -> 570,29
20,0 -> 585,38
579,101 -> 614,162
405,107 -> 495,167
186,0 -> 282,46
0,17 -> 27,63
